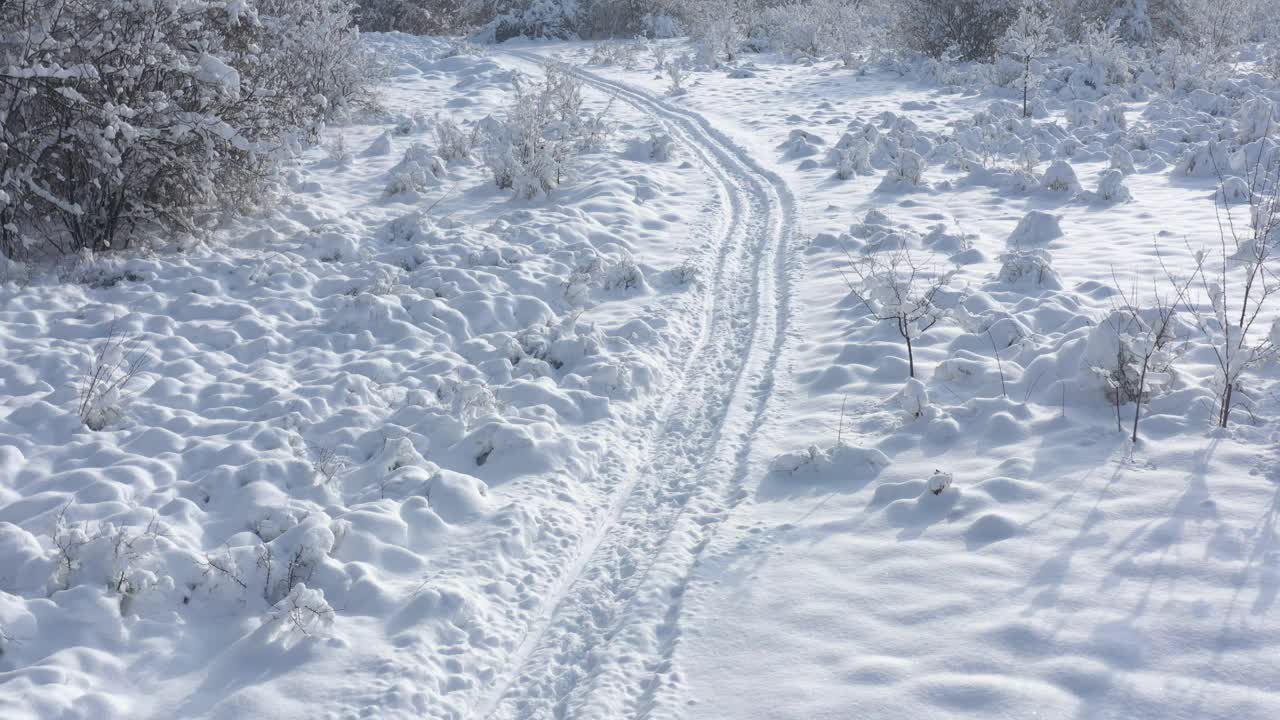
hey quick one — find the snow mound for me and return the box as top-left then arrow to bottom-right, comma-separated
769,444 -> 892,482
1007,210 -> 1063,248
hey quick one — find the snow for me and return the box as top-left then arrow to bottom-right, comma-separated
6,27 -> 1280,720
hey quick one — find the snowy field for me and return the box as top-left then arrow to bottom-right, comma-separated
5,26 -> 1280,720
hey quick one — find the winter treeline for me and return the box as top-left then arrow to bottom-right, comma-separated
0,0 -> 370,259
365,0 -> 1280,59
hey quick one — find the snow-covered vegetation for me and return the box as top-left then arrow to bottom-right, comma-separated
6,1 -> 1280,719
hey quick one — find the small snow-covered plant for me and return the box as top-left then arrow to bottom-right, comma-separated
50,504 -> 165,601
603,254 -> 646,293
79,323 -> 151,430
384,144 -> 447,196
437,379 -> 500,428
665,62 -> 688,96
670,257 -> 701,286
997,248 -> 1063,289
1040,160 -> 1082,193
895,377 -> 932,419
650,131 -> 676,161
327,133 -> 354,168
892,150 -> 926,186
842,247 -> 956,378
833,134 -> 873,179
1094,169 -> 1131,203
270,584 -> 335,646
999,0 -> 1054,118
306,443 -> 345,485
434,116 -> 477,163
588,39 -> 642,69
652,41 -> 669,71
482,64 -> 611,199
563,252 -> 607,305
1070,20 -> 1131,91
927,469 -> 953,495
1104,270 -> 1193,441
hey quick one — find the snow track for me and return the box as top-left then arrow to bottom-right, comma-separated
476,54 -> 798,720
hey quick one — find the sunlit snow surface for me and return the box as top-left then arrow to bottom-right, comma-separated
4,32 -> 1280,720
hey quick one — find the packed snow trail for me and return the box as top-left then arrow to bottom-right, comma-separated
475,52 -> 798,720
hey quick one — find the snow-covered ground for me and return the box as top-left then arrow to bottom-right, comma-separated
5,32 -> 1280,720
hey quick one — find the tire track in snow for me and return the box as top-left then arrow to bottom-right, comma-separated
474,53 -> 798,720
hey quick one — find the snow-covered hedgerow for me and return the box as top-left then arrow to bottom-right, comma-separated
0,0 -> 371,259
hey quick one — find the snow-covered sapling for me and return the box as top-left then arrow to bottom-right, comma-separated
1173,145 -> 1280,427
842,247 -> 955,378
999,1 -> 1054,118
1106,268 -> 1194,441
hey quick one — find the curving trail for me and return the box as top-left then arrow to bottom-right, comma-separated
473,53 -> 799,720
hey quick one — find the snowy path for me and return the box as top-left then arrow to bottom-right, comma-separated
476,53 -> 798,720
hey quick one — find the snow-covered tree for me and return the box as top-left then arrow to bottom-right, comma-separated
1000,1 -> 1055,117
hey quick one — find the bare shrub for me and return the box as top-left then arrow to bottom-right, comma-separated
79,323 -> 151,430
841,247 -> 955,378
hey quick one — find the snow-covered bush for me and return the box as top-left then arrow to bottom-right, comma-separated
270,583 -> 336,646
587,39 -> 643,68
665,62 -> 688,95
0,0 -> 370,258
832,133 -> 874,179
650,132 -> 676,161
1181,157 -> 1280,427
1065,19 -> 1133,92
996,248 -> 1063,289
385,145 -> 448,196
927,469 -> 953,495
1093,168 -> 1132,202
752,0 -> 876,65
687,0 -> 748,65
1040,160 -> 1082,193
480,0 -> 581,41
355,0 -> 453,33
893,0 -> 1020,61
1084,292 -> 1188,439
894,377 -> 933,419
1007,210 -> 1063,247
482,64 -> 611,199
435,116 -> 479,163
